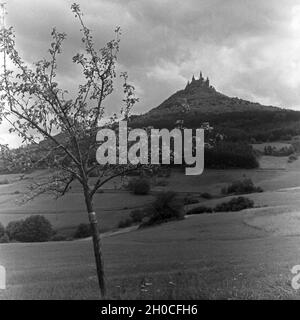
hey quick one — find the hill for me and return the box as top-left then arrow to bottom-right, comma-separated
130,73 -> 300,142
143,72 -> 277,117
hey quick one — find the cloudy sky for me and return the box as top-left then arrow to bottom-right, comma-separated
2,0 -> 300,147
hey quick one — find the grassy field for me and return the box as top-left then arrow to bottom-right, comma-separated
0,164 -> 281,233
1,155 -> 300,299
1,211 -> 300,299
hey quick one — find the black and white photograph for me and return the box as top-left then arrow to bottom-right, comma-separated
1,0 -> 300,303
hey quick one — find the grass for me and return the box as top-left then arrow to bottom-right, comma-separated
0,190 -> 154,231
1,153 -> 300,299
0,178 -> 10,185
1,208 -> 300,299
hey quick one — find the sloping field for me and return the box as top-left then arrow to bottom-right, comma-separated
1,212 -> 300,299
0,163 -> 286,232
0,156 -> 300,299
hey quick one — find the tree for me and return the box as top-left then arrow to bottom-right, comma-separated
6,215 -> 53,242
0,222 -> 5,238
0,3 -> 141,297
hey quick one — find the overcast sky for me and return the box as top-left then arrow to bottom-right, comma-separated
2,0 -> 300,147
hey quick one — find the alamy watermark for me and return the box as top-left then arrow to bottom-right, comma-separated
291,265 -> 300,290
0,265 -> 5,290
96,121 -> 204,175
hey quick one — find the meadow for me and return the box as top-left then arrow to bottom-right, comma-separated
1,153 -> 300,299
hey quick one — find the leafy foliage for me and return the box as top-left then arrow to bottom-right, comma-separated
130,209 -> 147,223
0,233 -> 9,243
73,223 -> 92,239
118,218 -> 134,229
186,206 -> 213,215
214,197 -> 254,212
186,196 -> 254,215
0,2 -> 144,298
141,191 -> 184,227
201,192 -> 212,199
6,215 -> 53,242
221,178 -> 263,195
205,142 -> 259,169
183,194 -> 199,205
0,3 -> 140,199
263,145 -> 294,156
6,220 -> 24,240
131,108 -> 300,144
0,222 -> 5,238
127,177 -> 151,195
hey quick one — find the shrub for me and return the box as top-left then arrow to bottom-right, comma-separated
157,168 -> 171,178
288,154 -> 298,163
186,206 -> 213,215
155,179 -> 168,187
264,145 -> 294,156
222,178 -> 263,195
127,177 -> 151,195
201,192 -> 212,199
6,215 -> 53,242
214,197 -> 254,212
183,194 -> 199,205
73,223 -> 92,239
6,220 -> 24,241
130,209 -> 146,223
205,142 -> 259,169
118,218 -> 133,228
141,191 -> 184,227
0,222 -> 5,238
0,234 -> 9,243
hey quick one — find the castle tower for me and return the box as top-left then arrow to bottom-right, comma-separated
205,77 -> 209,87
199,71 -> 203,81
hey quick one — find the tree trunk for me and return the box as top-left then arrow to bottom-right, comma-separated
84,191 -> 106,298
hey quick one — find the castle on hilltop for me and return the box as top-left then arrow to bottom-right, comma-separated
185,71 -> 214,91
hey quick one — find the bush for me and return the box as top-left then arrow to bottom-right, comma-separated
118,218 -> 133,228
0,222 -> 5,238
222,178 -> 263,195
186,206 -> 213,215
130,209 -> 147,223
6,220 -> 25,241
0,234 -> 9,243
6,215 -> 53,242
205,142 -> 259,169
288,154 -> 298,163
127,177 -> 151,195
141,191 -> 184,227
201,192 -> 212,199
73,223 -> 92,239
214,197 -> 254,212
264,145 -> 294,156
183,194 -> 199,205
155,179 -> 168,187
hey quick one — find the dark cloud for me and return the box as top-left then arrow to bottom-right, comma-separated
2,0 -> 300,146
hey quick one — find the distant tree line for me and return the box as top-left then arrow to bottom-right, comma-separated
130,110 -> 300,143
204,142 -> 259,169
